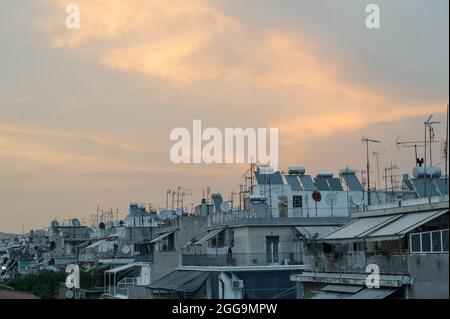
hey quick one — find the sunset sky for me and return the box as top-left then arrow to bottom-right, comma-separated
0,1 -> 448,232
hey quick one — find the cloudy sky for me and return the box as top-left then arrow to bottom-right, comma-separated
0,0 -> 448,232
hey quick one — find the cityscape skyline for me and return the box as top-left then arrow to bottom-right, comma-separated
0,0 -> 448,232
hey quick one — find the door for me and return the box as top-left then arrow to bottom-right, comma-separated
266,236 -> 279,264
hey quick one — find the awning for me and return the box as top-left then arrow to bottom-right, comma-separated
310,291 -> 349,299
192,228 -> 224,245
322,215 -> 401,243
311,286 -> 398,299
147,270 -> 210,295
105,262 -> 140,274
86,239 -> 108,250
295,226 -> 339,240
322,209 -> 448,243
346,287 -> 398,299
366,209 -> 448,242
320,284 -> 363,294
149,231 -> 174,244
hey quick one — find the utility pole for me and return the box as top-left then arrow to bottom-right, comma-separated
362,137 -> 381,206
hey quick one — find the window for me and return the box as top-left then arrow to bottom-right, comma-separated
410,233 -> 421,253
158,233 -> 175,252
443,230 -> 449,251
410,229 -> 449,254
209,230 -> 225,248
278,196 -> 288,217
266,236 -> 279,264
421,232 -> 431,252
293,196 -> 303,208
432,231 -> 442,252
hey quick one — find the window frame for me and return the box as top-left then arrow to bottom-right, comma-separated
293,195 -> 303,208
409,229 -> 449,254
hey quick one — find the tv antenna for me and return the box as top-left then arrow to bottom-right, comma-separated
396,137 -> 428,167
362,137 -> 381,205
424,114 -> 441,167
372,149 -> 385,190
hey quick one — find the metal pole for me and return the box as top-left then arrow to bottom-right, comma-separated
376,152 -> 381,190
429,124 -> 433,166
384,168 -> 388,203
424,119 -> 428,197
445,104 -> 449,188
366,140 -> 371,205
362,138 -> 380,206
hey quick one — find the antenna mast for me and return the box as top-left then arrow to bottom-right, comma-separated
362,137 -> 381,206
372,149 -> 385,189
446,104 -> 449,187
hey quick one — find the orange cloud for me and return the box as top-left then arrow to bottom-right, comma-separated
273,103 -> 447,145
0,124 -> 140,152
37,0 -> 447,162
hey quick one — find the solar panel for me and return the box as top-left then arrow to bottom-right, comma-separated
433,178 -> 449,196
285,175 -> 302,191
211,194 -> 223,212
315,177 -> 330,191
255,172 -> 284,185
342,174 -> 364,191
327,178 -> 344,191
299,175 -> 316,191
251,200 -> 272,218
270,172 -> 284,184
403,179 -> 415,192
412,179 -> 439,197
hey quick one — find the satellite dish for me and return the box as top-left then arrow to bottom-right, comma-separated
220,202 -> 231,213
312,191 -> 322,202
65,289 -> 75,299
325,193 -> 338,207
121,245 -> 130,254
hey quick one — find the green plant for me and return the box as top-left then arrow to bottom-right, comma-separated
4,269 -> 66,299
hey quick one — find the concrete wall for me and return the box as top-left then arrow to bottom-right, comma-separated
151,216 -> 208,283
407,253 -> 449,299
232,226 -> 298,266
128,285 -> 152,299
151,251 -> 179,283
252,184 -> 360,218
174,216 -> 208,249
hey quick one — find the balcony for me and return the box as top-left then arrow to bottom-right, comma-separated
182,252 -> 304,267
304,253 -> 409,275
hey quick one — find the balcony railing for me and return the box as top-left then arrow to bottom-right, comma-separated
115,277 -> 137,298
182,252 -> 409,274
304,253 -> 409,275
182,253 -> 304,267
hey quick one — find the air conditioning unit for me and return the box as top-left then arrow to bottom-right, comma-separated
231,279 -> 244,289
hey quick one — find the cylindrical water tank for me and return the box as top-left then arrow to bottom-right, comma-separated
317,171 -> 333,178
413,166 -> 441,178
288,166 -> 306,175
339,168 -> 356,175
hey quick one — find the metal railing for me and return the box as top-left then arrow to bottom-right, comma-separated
304,253 -> 409,275
182,253 -> 304,267
115,277 -> 137,298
